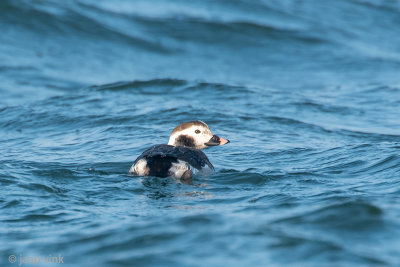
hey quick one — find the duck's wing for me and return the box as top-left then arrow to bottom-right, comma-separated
134,144 -> 214,171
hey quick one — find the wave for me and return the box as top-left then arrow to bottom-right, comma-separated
91,78 -> 252,95
0,0 -> 330,52
0,0 -> 172,53
272,201 -> 383,230
211,170 -> 271,185
91,79 -> 188,93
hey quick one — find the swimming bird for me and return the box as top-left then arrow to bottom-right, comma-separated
129,121 -> 229,182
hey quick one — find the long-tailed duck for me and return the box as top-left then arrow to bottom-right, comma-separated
129,121 -> 229,181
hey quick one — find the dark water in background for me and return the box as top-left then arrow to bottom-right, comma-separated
1,0 -> 400,266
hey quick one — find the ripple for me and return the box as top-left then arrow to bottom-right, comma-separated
273,201 -> 383,230
18,182 -> 68,195
210,170 -> 272,186
92,79 -> 188,93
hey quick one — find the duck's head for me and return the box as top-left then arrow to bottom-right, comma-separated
168,121 -> 229,150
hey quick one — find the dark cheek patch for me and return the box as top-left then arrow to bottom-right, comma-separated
176,135 -> 195,148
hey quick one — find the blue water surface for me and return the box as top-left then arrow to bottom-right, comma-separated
1,0 -> 400,266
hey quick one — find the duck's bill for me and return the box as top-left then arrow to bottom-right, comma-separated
204,135 -> 230,146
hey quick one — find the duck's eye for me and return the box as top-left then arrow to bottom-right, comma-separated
195,129 -> 201,134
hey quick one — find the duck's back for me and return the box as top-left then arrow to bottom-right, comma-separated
129,144 -> 214,179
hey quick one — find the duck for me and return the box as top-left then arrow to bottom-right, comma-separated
129,121 -> 229,182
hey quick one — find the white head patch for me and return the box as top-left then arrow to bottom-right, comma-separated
168,121 -> 214,149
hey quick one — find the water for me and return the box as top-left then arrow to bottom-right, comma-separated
1,0 -> 400,266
